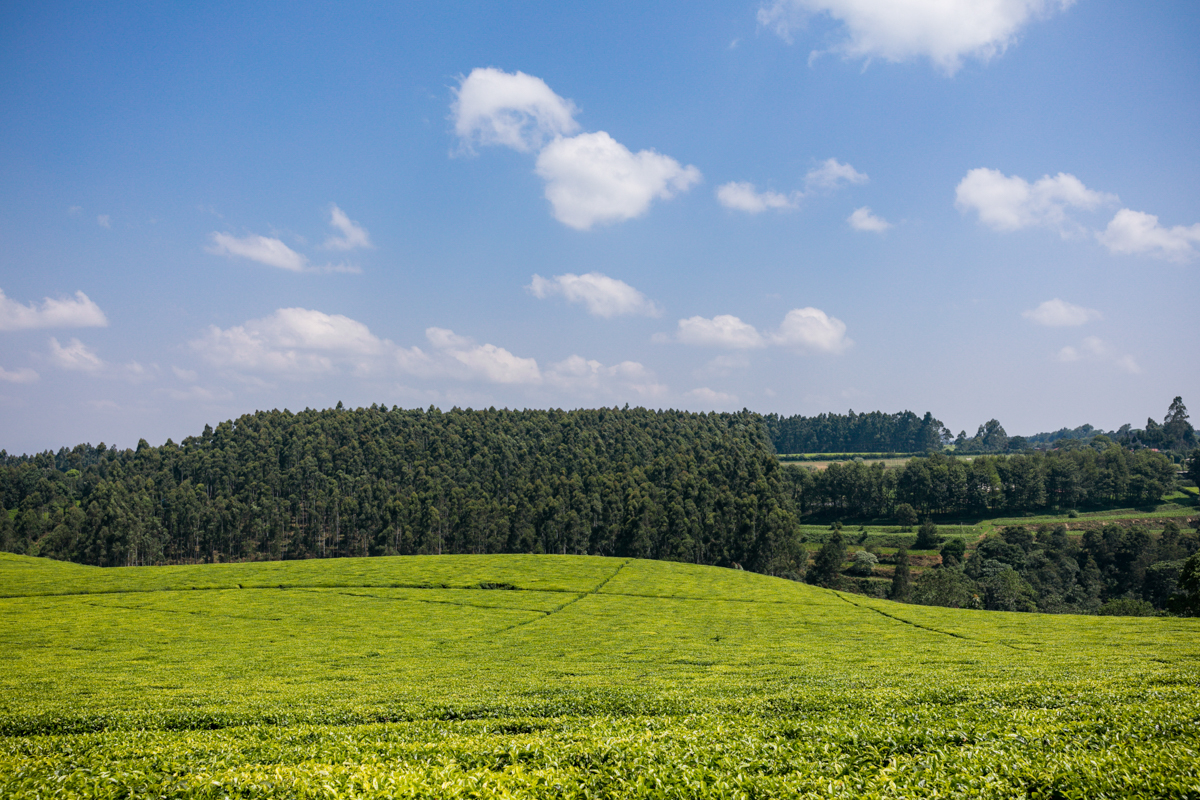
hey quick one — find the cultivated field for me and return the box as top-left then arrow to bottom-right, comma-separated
2,552 -> 1198,798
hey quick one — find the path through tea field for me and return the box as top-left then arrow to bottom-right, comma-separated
1,552 -> 1198,798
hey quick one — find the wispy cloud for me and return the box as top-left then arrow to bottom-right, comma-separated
0,288 -> 108,331
716,182 -> 798,213
667,307 -> 852,354
1023,298 -> 1101,327
208,233 -> 309,272
97,214 -> 111,228
718,158 -> 866,215
1055,336 -> 1138,373
322,204 -> 373,251
49,337 -> 105,373
805,158 -> 867,191
528,272 -> 661,318
847,206 -> 891,232
0,365 -> 38,384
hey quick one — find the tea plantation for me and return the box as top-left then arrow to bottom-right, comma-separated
1,552 -> 1198,798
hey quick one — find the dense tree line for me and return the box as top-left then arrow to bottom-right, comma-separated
764,410 -> 948,454
0,406 -> 805,575
785,447 -> 1179,520
906,521 -> 1200,616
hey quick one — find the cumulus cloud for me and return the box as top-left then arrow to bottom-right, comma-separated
1023,298 -> 1101,327
0,365 -> 38,383
757,0 -> 1075,74
193,308 -> 386,376
322,205 -> 372,251
675,315 -> 766,349
452,68 -> 699,229
424,328 -> 541,385
670,308 -> 852,354
192,308 -> 542,386
545,355 -> 666,398
1096,209 -> 1200,261
452,67 -> 580,153
528,272 -> 661,318
805,158 -> 868,191
955,168 -> 1115,235
535,131 -> 701,229
49,337 -> 105,373
847,206 -> 891,232
208,233 -> 309,272
685,387 -> 739,407
771,307 -> 852,353
716,182 -> 798,213
0,288 -> 108,331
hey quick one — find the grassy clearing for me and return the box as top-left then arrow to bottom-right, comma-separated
2,552 -> 1199,798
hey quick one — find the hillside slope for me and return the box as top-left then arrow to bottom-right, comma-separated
2,553 -> 1198,797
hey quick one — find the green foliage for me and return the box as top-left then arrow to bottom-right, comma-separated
1,553 -> 1199,798
1172,553 -> 1200,616
0,407 -> 800,575
764,409 -> 947,454
889,547 -> 910,600
914,517 -> 942,550
809,530 -> 847,586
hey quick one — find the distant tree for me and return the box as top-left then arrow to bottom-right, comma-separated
1187,448 -> 1200,488
940,538 -> 966,567
1163,397 -> 1195,450
911,566 -> 977,608
1171,553 -> 1200,617
890,547 -> 910,601
894,503 -> 918,532
914,518 -> 943,550
809,531 -> 847,586
979,568 -> 1037,612
848,550 -> 878,576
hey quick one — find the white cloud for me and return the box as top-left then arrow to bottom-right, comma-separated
757,0 -> 1075,74
0,288 -> 108,331
0,365 -> 38,384
97,214 -> 111,228
1096,208 -> 1200,261
771,307 -> 852,353
1022,298 -> 1101,327
193,308 -> 386,376
452,67 -> 580,153
685,387 -> 740,407
49,337 -> 105,373
535,131 -> 701,229
1055,345 -> 1079,363
207,233 -> 309,272
671,307 -> 852,354
716,182 -> 798,213
955,168 -> 1115,235
322,205 -> 372,251
805,158 -> 868,191
528,272 -> 661,318
675,315 -> 766,349
192,308 -> 543,386
847,206 -> 891,232
172,366 -> 198,381
424,327 -> 541,385
546,355 -> 666,397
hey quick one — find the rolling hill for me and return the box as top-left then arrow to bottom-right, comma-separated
2,552 -> 1198,797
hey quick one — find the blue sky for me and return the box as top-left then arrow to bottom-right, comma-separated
1,0 -> 1198,454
